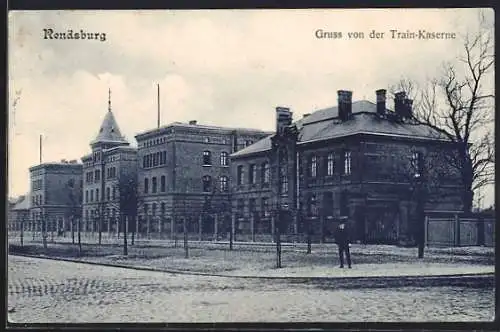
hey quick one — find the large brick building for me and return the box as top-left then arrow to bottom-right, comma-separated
28,161 -> 83,234
230,89 -> 463,244
81,95 -> 137,236
134,121 -> 271,238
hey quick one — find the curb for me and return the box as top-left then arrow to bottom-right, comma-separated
10,253 -> 495,288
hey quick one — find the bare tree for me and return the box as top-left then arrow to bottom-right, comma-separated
116,170 -> 139,255
66,179 -> 82,245
390,11 -> 494,213
392,144 -> 461,258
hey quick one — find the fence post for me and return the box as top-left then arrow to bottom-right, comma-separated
198,214 -> 202,242
271,215 -> 275,243
455,214 -> 460,247
213,214 -> 218,242
477,215 -> 485,246
424,215 -> 428,248
251,213 -> 255,242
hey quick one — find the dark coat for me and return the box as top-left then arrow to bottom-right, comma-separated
334,223 -> 350,247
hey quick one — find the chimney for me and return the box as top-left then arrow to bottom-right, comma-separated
276,106 -> 293,135
394,91 -> 406,118
337,90 -> 353,121
375,89 -> 386,116
404,98 -> 414,118
303,113 -> 311,119
189,120 -> 197,125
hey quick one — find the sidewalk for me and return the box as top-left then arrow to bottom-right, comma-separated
8,238 -> 494,282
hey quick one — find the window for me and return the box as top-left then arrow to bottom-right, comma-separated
249,198 -> 257,216
161,202 -> 166,215
237,199 -> 245,218
144,203 -> 149,216
90,190 -> 94,202
202,175 -> 212,192
95,170 -> 101,182
203,151 -> 212,165
245,140 -> 253,147
249,164 -> 257,185
327,153 -> 335,176
161,175 -> 166,192
106,187 -> 110,201
237,165 -> 244,185
262,197 -> 270,217
344,150 -> 352,175
96,188 -> 99,202
261,162 -> 270,185
280,166 -> 288,194
86,172 -> 93,184
308,194 -> 318,217
220,152 -> 229,166
152,203 -> 157,216
310,155 -> 318,178
161,151 -> 167,165
112,187 -> 116,200
220,175 -> 229,192
152,177 -> 157,193
411,151 -> 423,178
144,178 -> 149,194
85,190 -> 89,203
323,192 -> 334,217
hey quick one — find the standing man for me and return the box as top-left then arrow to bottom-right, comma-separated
334,216 -> 352,268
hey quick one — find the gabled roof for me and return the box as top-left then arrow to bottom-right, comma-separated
91,110 -> 128,146
231,100 -> 447,158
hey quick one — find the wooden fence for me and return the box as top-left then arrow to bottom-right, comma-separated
425,214 -> 495,247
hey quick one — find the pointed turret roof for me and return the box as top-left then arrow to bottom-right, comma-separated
90,89 -> 129,147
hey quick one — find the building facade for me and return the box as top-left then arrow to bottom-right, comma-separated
230,89 -> 463,244
135,121 -> 272,238
81,99 -> 137,236
29,161 -> 83,234
8,195 -> 30,232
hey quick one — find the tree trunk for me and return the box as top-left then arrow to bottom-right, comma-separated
71,216 -> 75,244
98,215 -> 102,245
123,215 -> 128,256
307,217 -> 312,254
77,218 -> 82,255
20,218 -> 24,247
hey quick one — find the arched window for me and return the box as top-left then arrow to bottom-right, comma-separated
203,151 -> 212,165
152,177 -> 157,193
161,175 -> 166,192
237,165 -> 244,185
220,175 -> 229,192
327,153 -> 335,176
220,152 -> 229,166
202,175 -> 212,192
261,162 -> 270,185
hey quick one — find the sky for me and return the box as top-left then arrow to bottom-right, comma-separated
8,8 -> 495,207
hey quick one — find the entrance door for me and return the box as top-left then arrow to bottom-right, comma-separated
365,205 -> 398,244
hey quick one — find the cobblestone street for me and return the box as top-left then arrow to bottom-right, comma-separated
8,255 -> 494,323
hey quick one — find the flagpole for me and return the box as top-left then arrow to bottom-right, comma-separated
39,134 -> 42,164
157,84 -> 160,129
